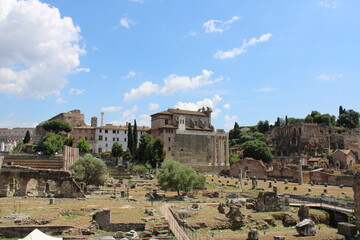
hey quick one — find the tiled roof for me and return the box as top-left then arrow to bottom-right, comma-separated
168,108 -> 206,116
333,149 -> 353,155
150,111 -> 172,116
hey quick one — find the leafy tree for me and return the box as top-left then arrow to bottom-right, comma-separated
111,142 -> 124,165
127,123 -> 134,157
41,120 -> 72,134
234,122 -> 240,130
123,149 -> 132,163
23,130 -> 31,144
242,140 -> 273,163
39,133 -> 64,156
63,135 -> 74,146
76,137 -> 90,154
229,154 -> 241,165
133,120 -> 138,156
69,154 -> 108,185
137,133 -> 153,164
151,137 -> 166,168
157,160 -> 205,197
337,109 -> 360,129
131,164 -> 150,175
257,120 -> 270,133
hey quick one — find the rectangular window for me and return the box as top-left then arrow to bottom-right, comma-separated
105,137 -> 107,141
124,138 -> 127,142
106,144 -> 108,147
113,137 -> 115,141
85,137 -> 87,140
98,148 -> 102,153
99,129 -> 102,133
105,130 -> 108,133
113,130 -> 116,134
165,119 -> 168,124
117,130 -> 119,134
125,131 -> 127,134
117,138 -> 119,141
98,135 -> 103,141
168,137 -> 171,141
168,147 -> 171,151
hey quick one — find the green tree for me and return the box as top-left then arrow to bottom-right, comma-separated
69,154 -> 108,185
127,123 -> 134,157
63,135 -> 74,146
41,120 -> 72,134
157,160 -> 205,197
337,109 -> 360,129
123,149 -> 132,163
242,140 -> 273,163
133,120 -> 138,156
23,130 -> 31,144
151,137 -> 166,168
137,133 -> 153,165
257,120 -> 270,133
111,142 -> 124,165
76,137 -> 90,154
229,154 -> 241,165
39,133 -> 63,156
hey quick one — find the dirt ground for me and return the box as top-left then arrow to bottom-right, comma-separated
0,176 -> 354,239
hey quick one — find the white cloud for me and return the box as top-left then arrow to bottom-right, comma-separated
69,88 -> 85,95
224,115 -> 238,130
318,0 -> 338,9
0,0 -> 84,99
111,105 -> 138,125
203,16 -> 240,33
124,81 -> 160,102
92,46 -> 99,51
223,103 -> 231,110
149,103 -> 159,111
317,73 -> 343,81
56,97 -> 68,104
75,68 -> 90,73
124,69 -> 222,101
214,33 -> 272,59
255,87 -> 275,92
119,15 -> 135,28
0,120 -> 38,128
123,71 -> 136,79
174,95 -> 222,119
101,106 -> 123,112
138,114 -> 151,127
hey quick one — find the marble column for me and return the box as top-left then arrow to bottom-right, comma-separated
213,136 -> 218,166
220,137 -> 224,166
225,137 -> 229,166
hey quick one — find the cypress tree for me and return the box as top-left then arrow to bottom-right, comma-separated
23,130 -> 31,144
127,122 -> 134,156
133,119 -> 138,156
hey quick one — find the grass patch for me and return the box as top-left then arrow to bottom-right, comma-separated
205,183 -> 218,190
59,214 -> 80,222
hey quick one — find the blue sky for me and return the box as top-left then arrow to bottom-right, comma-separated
1,0 -> 359,130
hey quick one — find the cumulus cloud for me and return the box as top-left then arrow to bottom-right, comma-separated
318,0 -> 338,9
317,73 -> 343,81
174,95 -> 222,119
119,15 -> 135,28
224,115 -> 238,130
124,69 -> 222,101
0,0 -> 84,99
223,103 -> 231,110
101,106 -> 123,112
203,16 -> 240,33
111,105 -> 138,125
69,88 -> 85,95
214,33 -> 272,59
148,103 -> 159,111
124,81 -> 160,101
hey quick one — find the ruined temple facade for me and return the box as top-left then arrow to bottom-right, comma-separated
267,123 -> 345,157
151,108 -> 229,172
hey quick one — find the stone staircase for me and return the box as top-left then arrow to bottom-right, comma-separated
107,165 -> 132,180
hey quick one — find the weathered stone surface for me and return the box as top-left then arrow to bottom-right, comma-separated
353,171 -> 360,231
247,229 -> 259,240
264,217 -> 276,227
218,203 -> 226,214
296,219 -> 316,236
226,206 -> 244,230
337,222 -> 357,238
273,236 -> 285,240
298,205 -> 310,221
283,214 -> 297,227
113,231 -> 125,238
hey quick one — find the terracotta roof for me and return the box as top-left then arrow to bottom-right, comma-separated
333,149 -> 353,155
168,108 -> 206,116
150,111 -> 172,116
73,125 -> 94,129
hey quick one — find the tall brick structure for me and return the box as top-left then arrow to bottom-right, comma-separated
151,108 -> 229,173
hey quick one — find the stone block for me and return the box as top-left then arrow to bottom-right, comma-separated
337,222 -> 357,238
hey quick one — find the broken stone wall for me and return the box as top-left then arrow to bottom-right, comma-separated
353,171 -> 360,231
229,158 -> 267,179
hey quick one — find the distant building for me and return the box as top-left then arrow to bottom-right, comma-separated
0,128 -> 35,152
332,149 -> 357,169
151,107 -> 229,173
95,124 -> 150,153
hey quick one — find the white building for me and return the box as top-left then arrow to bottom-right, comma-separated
96,124 -> 150,153
0,128 -> 35,152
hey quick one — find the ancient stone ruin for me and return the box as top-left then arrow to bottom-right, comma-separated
295,219 -> 316,236
254,190 -> 289,212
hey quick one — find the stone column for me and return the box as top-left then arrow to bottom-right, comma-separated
225,136 -> 229,166
219,137 -> 224,166
298,158 -> 304,185
213,136 -> 218,166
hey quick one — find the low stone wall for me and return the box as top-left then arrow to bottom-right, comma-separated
108,223 -> 146,232
0,225 -> 72,238
230,158 -> 267,178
